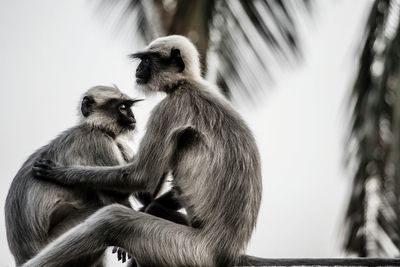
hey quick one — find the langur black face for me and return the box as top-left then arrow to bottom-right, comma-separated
112,99 -> 137,130
131,49 -> 185,86
81,96 -> 143,131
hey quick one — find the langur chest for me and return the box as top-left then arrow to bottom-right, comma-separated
111,140 -> 133,165
111,143 -> 126,165
97,141 -> 133,206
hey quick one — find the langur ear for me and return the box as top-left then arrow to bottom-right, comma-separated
171,48 -> 185,73
81,96 -> 95,117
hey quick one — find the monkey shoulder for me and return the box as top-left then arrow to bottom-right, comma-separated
170,80 -> 239,121
172,80 -> 257,151
174,79 -> 230,111
48,125 -> 123,166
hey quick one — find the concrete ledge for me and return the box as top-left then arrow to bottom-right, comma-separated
238,257 -> 400,266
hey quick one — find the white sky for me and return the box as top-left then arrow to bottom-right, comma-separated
0,0 -> 372,266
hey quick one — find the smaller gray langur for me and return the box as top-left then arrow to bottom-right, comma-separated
5,86 -> 148,266
25,35 -> 262,267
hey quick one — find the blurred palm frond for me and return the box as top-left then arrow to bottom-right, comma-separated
346,0 -> 400,257
92,0 -> 312,102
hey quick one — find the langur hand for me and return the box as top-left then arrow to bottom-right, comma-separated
32,159 -> 60,180
112,246 -> 131,263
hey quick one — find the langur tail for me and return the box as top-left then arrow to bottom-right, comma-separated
237,254 -> 269,266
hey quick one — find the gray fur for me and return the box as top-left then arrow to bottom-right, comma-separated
5,86 -> 135,266
23,35 -> 262,267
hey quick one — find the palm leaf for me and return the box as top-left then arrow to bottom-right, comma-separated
346,0 -> 400,257
91,0 -> 311,102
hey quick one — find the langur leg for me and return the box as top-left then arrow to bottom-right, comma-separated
105,205 -> 212,267
22,213 -> 108,267
23,204 -> 213,267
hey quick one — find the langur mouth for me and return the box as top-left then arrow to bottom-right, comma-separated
136,78 -> 145,85
126,123 -> 136,130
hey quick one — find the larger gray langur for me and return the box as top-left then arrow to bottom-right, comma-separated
25,35 -> 262,267
5,86 -> 145,266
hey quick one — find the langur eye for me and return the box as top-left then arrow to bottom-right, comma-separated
143,57 -> 150,64
119,104 -> 127,112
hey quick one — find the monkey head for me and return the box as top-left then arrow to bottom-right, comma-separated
131,35 -> 202,92
80,86 -> 143,136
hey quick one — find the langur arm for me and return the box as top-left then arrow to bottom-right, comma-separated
33,122 -> 194,193
32,126 -> 170,194
32,159 -> 150,193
